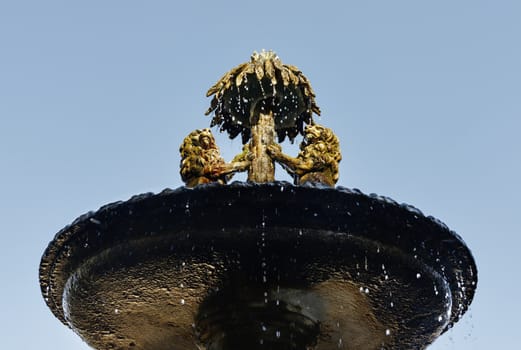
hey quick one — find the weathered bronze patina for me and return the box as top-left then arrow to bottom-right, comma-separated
205,50 -> 320,143
201,50 -> 329,184
181,50 -> 341,186
179,128 -> 250,187
268,124 -> 341,186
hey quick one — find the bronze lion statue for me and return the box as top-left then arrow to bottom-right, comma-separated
179,128 -> 249,187
267,124 -> 341,186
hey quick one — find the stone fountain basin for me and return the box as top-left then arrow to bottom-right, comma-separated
39,182 -> 477,350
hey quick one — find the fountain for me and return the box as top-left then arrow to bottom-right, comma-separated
39,51 -> 477,350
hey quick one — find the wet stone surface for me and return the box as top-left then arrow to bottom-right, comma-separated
40,181 -> 477,350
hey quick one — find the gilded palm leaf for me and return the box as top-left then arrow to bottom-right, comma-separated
205,50 -> 321,143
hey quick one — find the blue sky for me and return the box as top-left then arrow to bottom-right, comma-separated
1,1 -> 520,349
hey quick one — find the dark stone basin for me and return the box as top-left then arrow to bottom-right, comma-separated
39,182 -> 477,349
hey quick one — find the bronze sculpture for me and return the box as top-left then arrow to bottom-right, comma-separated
267,123 -> 341,186
179,128 -> 250,187
204,50 -> 321,183
181,50 -> 341,186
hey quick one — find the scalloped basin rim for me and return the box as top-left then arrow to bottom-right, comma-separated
39,181 -> 477,350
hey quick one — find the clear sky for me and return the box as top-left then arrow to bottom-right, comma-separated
1,1 -> 519,349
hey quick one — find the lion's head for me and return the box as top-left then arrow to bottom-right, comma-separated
180,128 -> 219,159
298,124 -> 342,184
179,128 -> 228,186
302,125 -> 341,159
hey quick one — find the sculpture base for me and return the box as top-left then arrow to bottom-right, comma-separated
40,182 -> 477,349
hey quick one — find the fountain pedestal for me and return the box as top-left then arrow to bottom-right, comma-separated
40,182 -> 477,349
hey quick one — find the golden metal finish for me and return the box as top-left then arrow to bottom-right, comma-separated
181,51 -> 341,186
179,128 -> 249,187
247,111 -> 277,182
205,50 -> 320,143
267,124 -> 341,186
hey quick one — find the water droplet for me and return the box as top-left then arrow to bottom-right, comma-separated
416,273 -> 421,279
276,330 -> 281,338
385,329 -> 391,336
180,299 -> 185,305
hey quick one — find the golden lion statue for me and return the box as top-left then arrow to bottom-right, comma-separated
179,128 -> 250,187
267,124 -> 341,186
